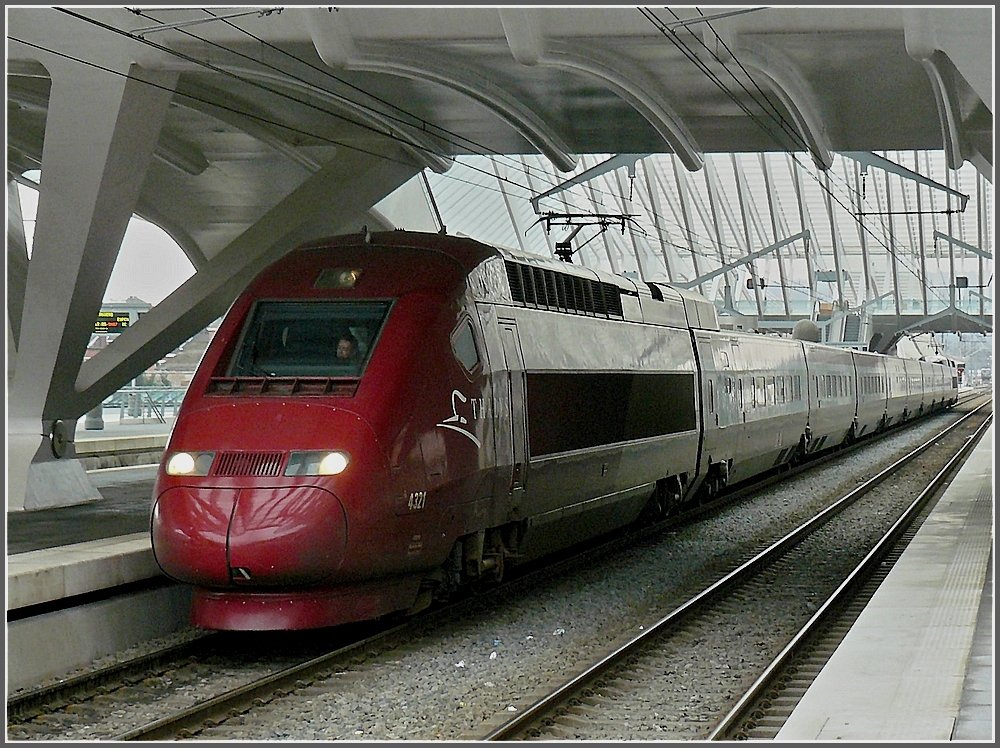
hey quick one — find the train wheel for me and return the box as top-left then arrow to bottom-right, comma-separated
703,476 -> 718,503
483,529 -> 506,584
641,480 -> 677,522
843,423 -> 857,446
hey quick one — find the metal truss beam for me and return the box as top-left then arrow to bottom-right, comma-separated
933,230 -> 993,260
840,151 -> 969,211
674,231 -> 810,290
530,154 -> 648,213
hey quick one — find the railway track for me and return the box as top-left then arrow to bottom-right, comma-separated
7,395 -> 989,741
708,406 -> 993,741
482,402 -> 991,741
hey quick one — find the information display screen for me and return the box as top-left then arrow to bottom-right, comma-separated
95,311 -> 131,333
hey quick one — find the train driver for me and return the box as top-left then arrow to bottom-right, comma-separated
336,332 -> 361,363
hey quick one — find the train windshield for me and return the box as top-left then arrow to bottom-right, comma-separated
228,300 -> 391,378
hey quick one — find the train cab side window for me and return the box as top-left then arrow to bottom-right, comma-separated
451,319 -> 480,373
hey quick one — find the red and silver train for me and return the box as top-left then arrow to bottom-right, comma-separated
151,229 -> 959,630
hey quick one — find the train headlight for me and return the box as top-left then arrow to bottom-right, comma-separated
165,451 -> 215,476
285,450 -> 351,476
314,267 -> 362,289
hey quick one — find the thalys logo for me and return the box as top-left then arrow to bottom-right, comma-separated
436,389 -> 483,448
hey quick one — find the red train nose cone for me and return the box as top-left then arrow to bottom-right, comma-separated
153,485 -> 347,586
227,485 -> 348,584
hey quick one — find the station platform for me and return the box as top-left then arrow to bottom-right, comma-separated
777,421 -> 994,742
5,419 -> 995,738
6,422 -> 184,693
8,414 -> 169,554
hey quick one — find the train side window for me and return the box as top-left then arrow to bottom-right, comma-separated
451,318 -> 480,373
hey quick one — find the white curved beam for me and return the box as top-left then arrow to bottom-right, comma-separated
301,7 -> 577,173
499,6 -> 545,66
215,64 -> 454,174
912,53 -> 966,170
922,56 -> 965,170
727,38 -> 834,171
545,40 -> 704,173
175,80 -> 326,174
133,197 -> 209,270
499,8 -> 702,172
339,46 -> 578,174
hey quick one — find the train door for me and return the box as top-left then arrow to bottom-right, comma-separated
498,321 -> 527,498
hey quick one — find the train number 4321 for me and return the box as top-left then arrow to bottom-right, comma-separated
407,491 -> 427,510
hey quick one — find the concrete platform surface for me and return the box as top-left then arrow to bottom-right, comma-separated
776,423 -> 994,741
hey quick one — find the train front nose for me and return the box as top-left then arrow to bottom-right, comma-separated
152,484 -> 348,586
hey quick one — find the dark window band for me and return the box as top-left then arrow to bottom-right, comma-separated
526,372 -> 696,457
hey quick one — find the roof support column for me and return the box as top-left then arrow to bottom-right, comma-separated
884,170 -> 903,319
976,174 -> 986,318
8,58 -> 177,511
492,159 -> 528,254
788,156 -> 818,318
641,160 -> 675,283
914,153 -> 930,316
7,175 -> 30,354
672,162 -> 704,295
729,155 -> 764,316
822,172 -> 847,320
851,158 -> 878,309
759,154 -> 792,316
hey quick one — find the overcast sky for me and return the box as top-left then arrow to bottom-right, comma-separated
16,183 -> 194,306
